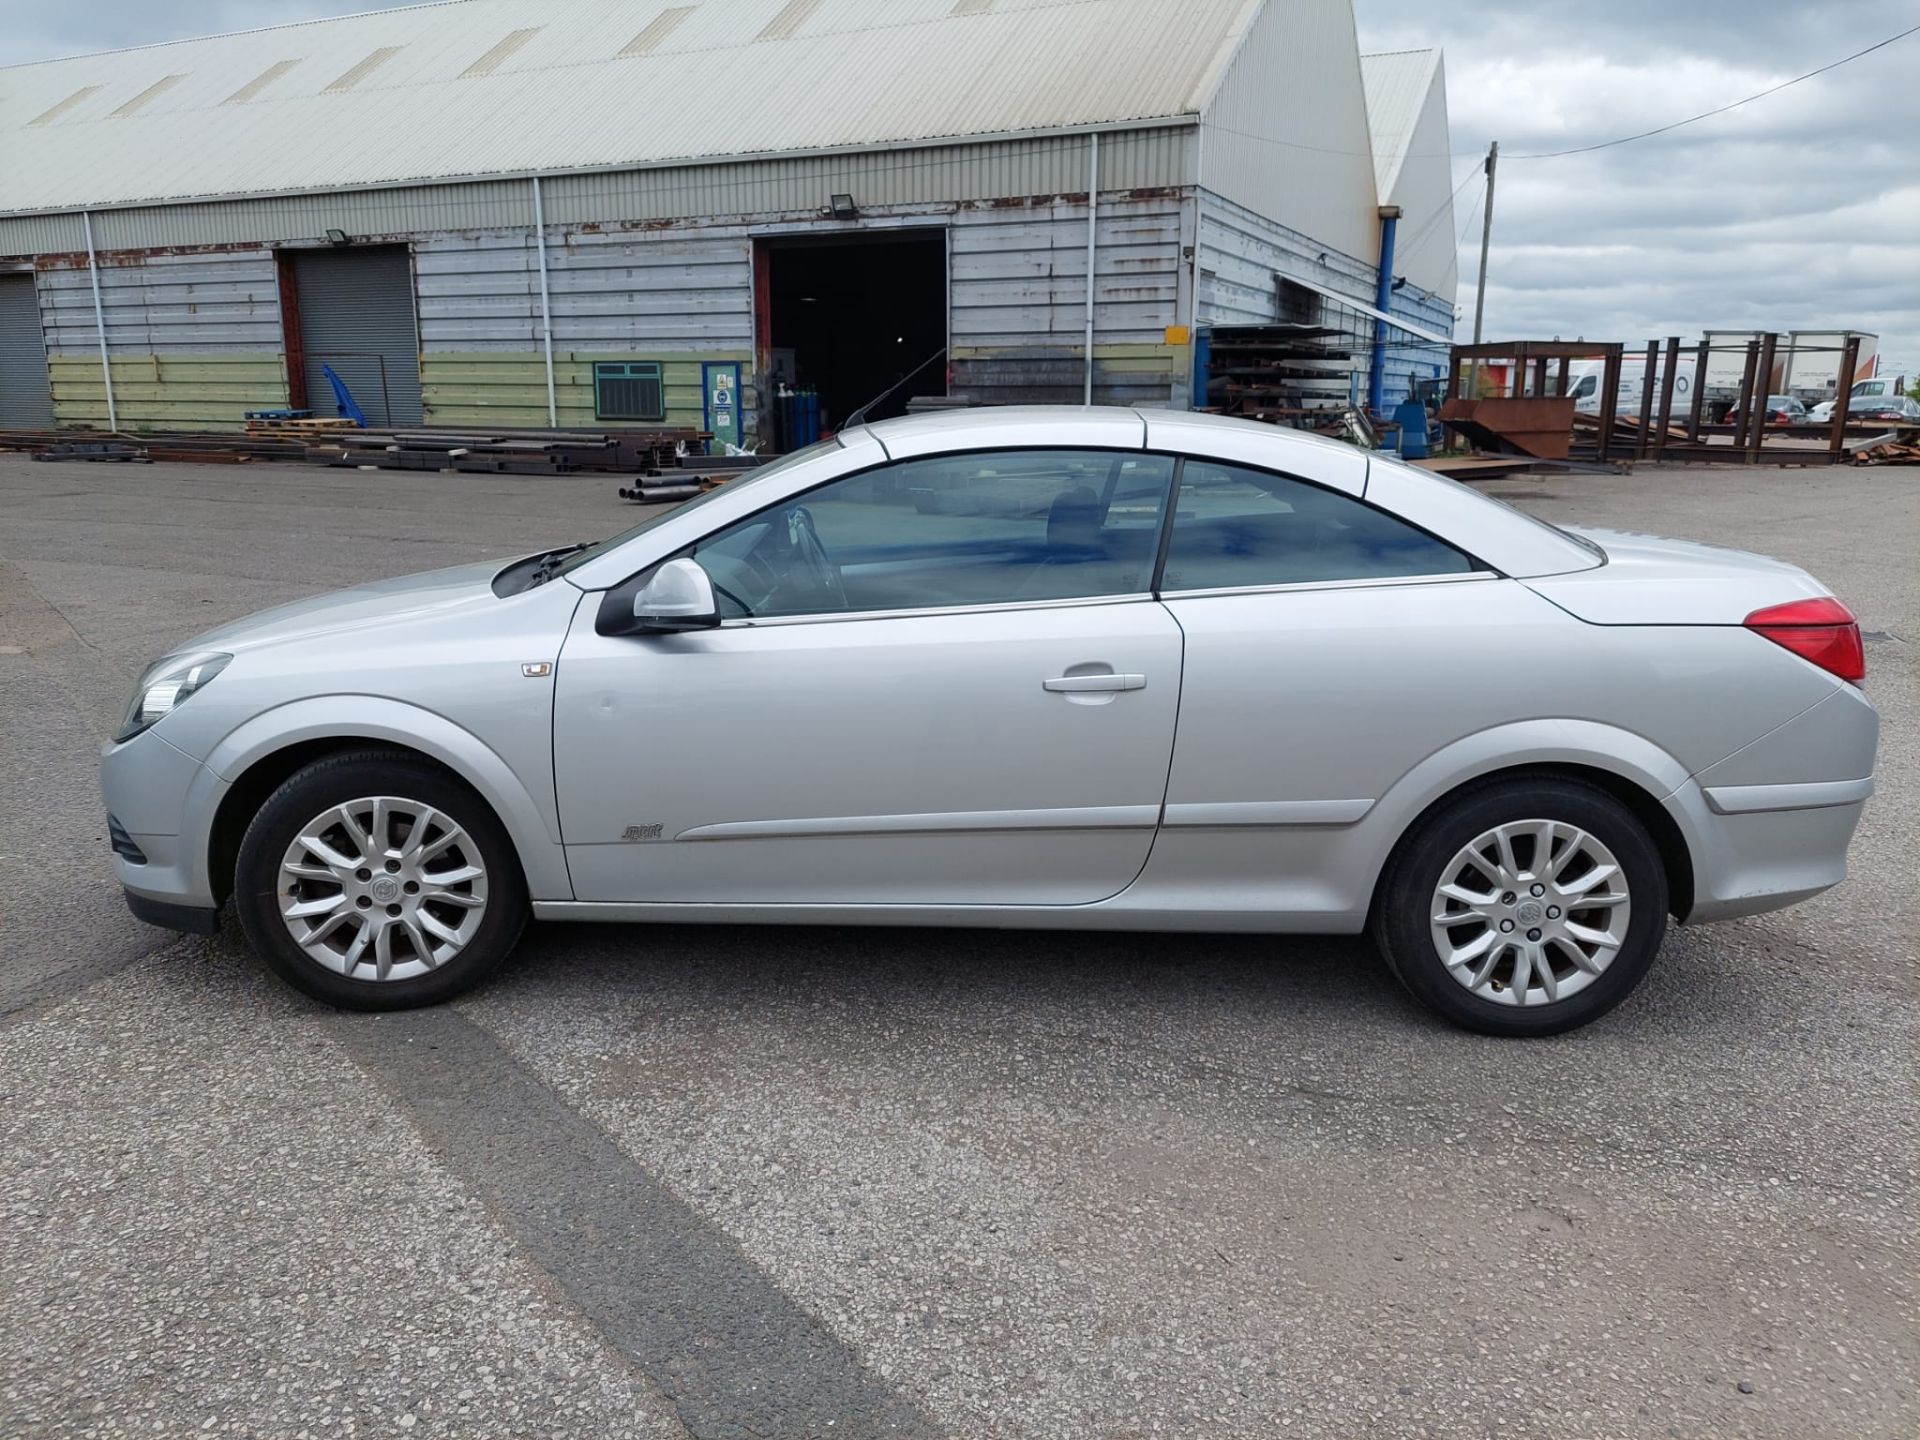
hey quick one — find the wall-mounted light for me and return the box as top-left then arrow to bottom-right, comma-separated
828,193 -> 858,220
325,228 -> 350,246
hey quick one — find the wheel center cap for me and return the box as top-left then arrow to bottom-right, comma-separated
370,875 -> 402,904
1515,899 -> 1546,927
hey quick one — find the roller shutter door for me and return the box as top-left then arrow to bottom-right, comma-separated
0,273 -> 54,429
289,246 -> 423,426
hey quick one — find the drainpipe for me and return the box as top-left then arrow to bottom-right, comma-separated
531,176 -> 558,427
1083,131 -> 1099,406
82,210 -> 117,432
1367,204 -> 1401,418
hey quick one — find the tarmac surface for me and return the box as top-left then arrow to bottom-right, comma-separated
1,451 -> 1914,1438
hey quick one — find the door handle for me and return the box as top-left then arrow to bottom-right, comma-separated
1043,673 -> 1147,693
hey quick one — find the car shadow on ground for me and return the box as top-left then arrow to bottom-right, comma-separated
160,905 -> 1790,1054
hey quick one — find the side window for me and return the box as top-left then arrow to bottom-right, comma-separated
1161,460 -> 1475,592
691,450 -> 1174,619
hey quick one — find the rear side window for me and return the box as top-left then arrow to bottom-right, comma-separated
1161,460 -> 1475,592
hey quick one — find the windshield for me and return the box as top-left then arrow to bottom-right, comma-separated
548,437 -> 844,580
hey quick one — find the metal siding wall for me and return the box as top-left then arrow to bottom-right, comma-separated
547,230 -> 754,350
950,189 -> 1185,407
37,249 -> 281,355
1385,283 -> 1454,404
1378,58 -> 1458,303
32,246 -> 289,432
1198,0 -> 1379,268
0,128 -> 1196,256
0,273 -> 54,427
1196,189 -> 1379,323
1195,190 -> 1453,407
950,192 -> 1182,347
290,246 -> 424,425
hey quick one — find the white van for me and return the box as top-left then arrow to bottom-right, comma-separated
1564,357 -> 1699,417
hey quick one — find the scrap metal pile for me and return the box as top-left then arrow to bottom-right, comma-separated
1201,324 -> 1357,428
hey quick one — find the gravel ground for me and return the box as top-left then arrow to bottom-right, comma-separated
0,452 -> 1913,1438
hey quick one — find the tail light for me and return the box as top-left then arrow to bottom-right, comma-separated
1744,597 -> 1866,684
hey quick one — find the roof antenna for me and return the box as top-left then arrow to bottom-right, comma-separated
844,346 -> 946,430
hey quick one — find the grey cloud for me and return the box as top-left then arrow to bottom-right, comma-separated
1355,0 -> 1920,374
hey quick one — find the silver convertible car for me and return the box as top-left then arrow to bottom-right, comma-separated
102,408 -> 1878,1036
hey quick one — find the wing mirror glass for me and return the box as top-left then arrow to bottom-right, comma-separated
631,558 -> 719,632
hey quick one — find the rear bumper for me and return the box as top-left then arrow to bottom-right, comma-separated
1674,779 -> 1871,924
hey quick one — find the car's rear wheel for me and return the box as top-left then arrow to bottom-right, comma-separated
1374,777 -> 1668,1037
233,751 -> 528,1010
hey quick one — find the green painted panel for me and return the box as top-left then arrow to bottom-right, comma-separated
50,353 -> 289,431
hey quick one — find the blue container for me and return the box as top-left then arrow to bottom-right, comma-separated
1393,399 -> 1431,459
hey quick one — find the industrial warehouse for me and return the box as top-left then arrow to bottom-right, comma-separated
0,0 -> 1457,446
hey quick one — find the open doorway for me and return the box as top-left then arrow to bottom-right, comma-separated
759,230 -> 946,444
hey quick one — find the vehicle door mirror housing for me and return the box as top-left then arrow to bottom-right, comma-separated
630,558 -> 720,632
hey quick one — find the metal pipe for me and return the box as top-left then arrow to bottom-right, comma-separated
531,175 -> 558,428
1367,206 -> 1400,416
81,210 -> 117,432
1083,131 -> 1099,406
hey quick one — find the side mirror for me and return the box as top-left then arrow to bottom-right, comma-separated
631,558 -> 719,632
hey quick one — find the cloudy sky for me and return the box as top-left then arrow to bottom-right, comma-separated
7,0 -> 1917,377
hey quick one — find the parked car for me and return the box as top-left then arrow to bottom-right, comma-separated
1729,395 -> 1807,426
1811,383 -> 1917,423
1851,394 -> 1920,424
102,408 -> 1878,1037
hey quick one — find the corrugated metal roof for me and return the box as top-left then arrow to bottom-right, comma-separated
0,0 -> 1260,215
1359,48 -> 1439,202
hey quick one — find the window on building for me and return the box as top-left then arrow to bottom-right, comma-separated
594,362 -> 666,422
1161,460 -> 1474,592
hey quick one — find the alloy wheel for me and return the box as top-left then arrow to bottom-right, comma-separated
276,796 -> 489,982
1428,818 -> 1631,1007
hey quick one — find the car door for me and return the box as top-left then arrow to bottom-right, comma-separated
553,448 -> 1183,906
1148,454 -> 1569,909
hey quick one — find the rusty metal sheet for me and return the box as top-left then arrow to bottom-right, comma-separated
1438,396 -> 1576,461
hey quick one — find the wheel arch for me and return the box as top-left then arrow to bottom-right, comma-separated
198,698 -> 570,905
1360,723 -> 1700,926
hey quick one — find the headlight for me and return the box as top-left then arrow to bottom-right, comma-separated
114,652 -> 231,743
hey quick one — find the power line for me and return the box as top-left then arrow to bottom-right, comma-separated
1394,165 -> 1482,265
1507,23 -> 1920,158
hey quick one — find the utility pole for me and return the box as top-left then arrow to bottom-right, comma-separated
1471,140 -> 1497,348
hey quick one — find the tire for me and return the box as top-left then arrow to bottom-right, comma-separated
233,749 -> 528,1010
1372,776 -> 1668,1037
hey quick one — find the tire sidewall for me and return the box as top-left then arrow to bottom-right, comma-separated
234,753 -> 528,1010
1378,779 -> 1669,1037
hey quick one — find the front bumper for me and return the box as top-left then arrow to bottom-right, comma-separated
124,889 -> 221,934
101,727 -> 228,914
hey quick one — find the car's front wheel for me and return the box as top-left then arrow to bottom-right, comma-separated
1373,776 -> 1669,1037
233,750 -> 528,1010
